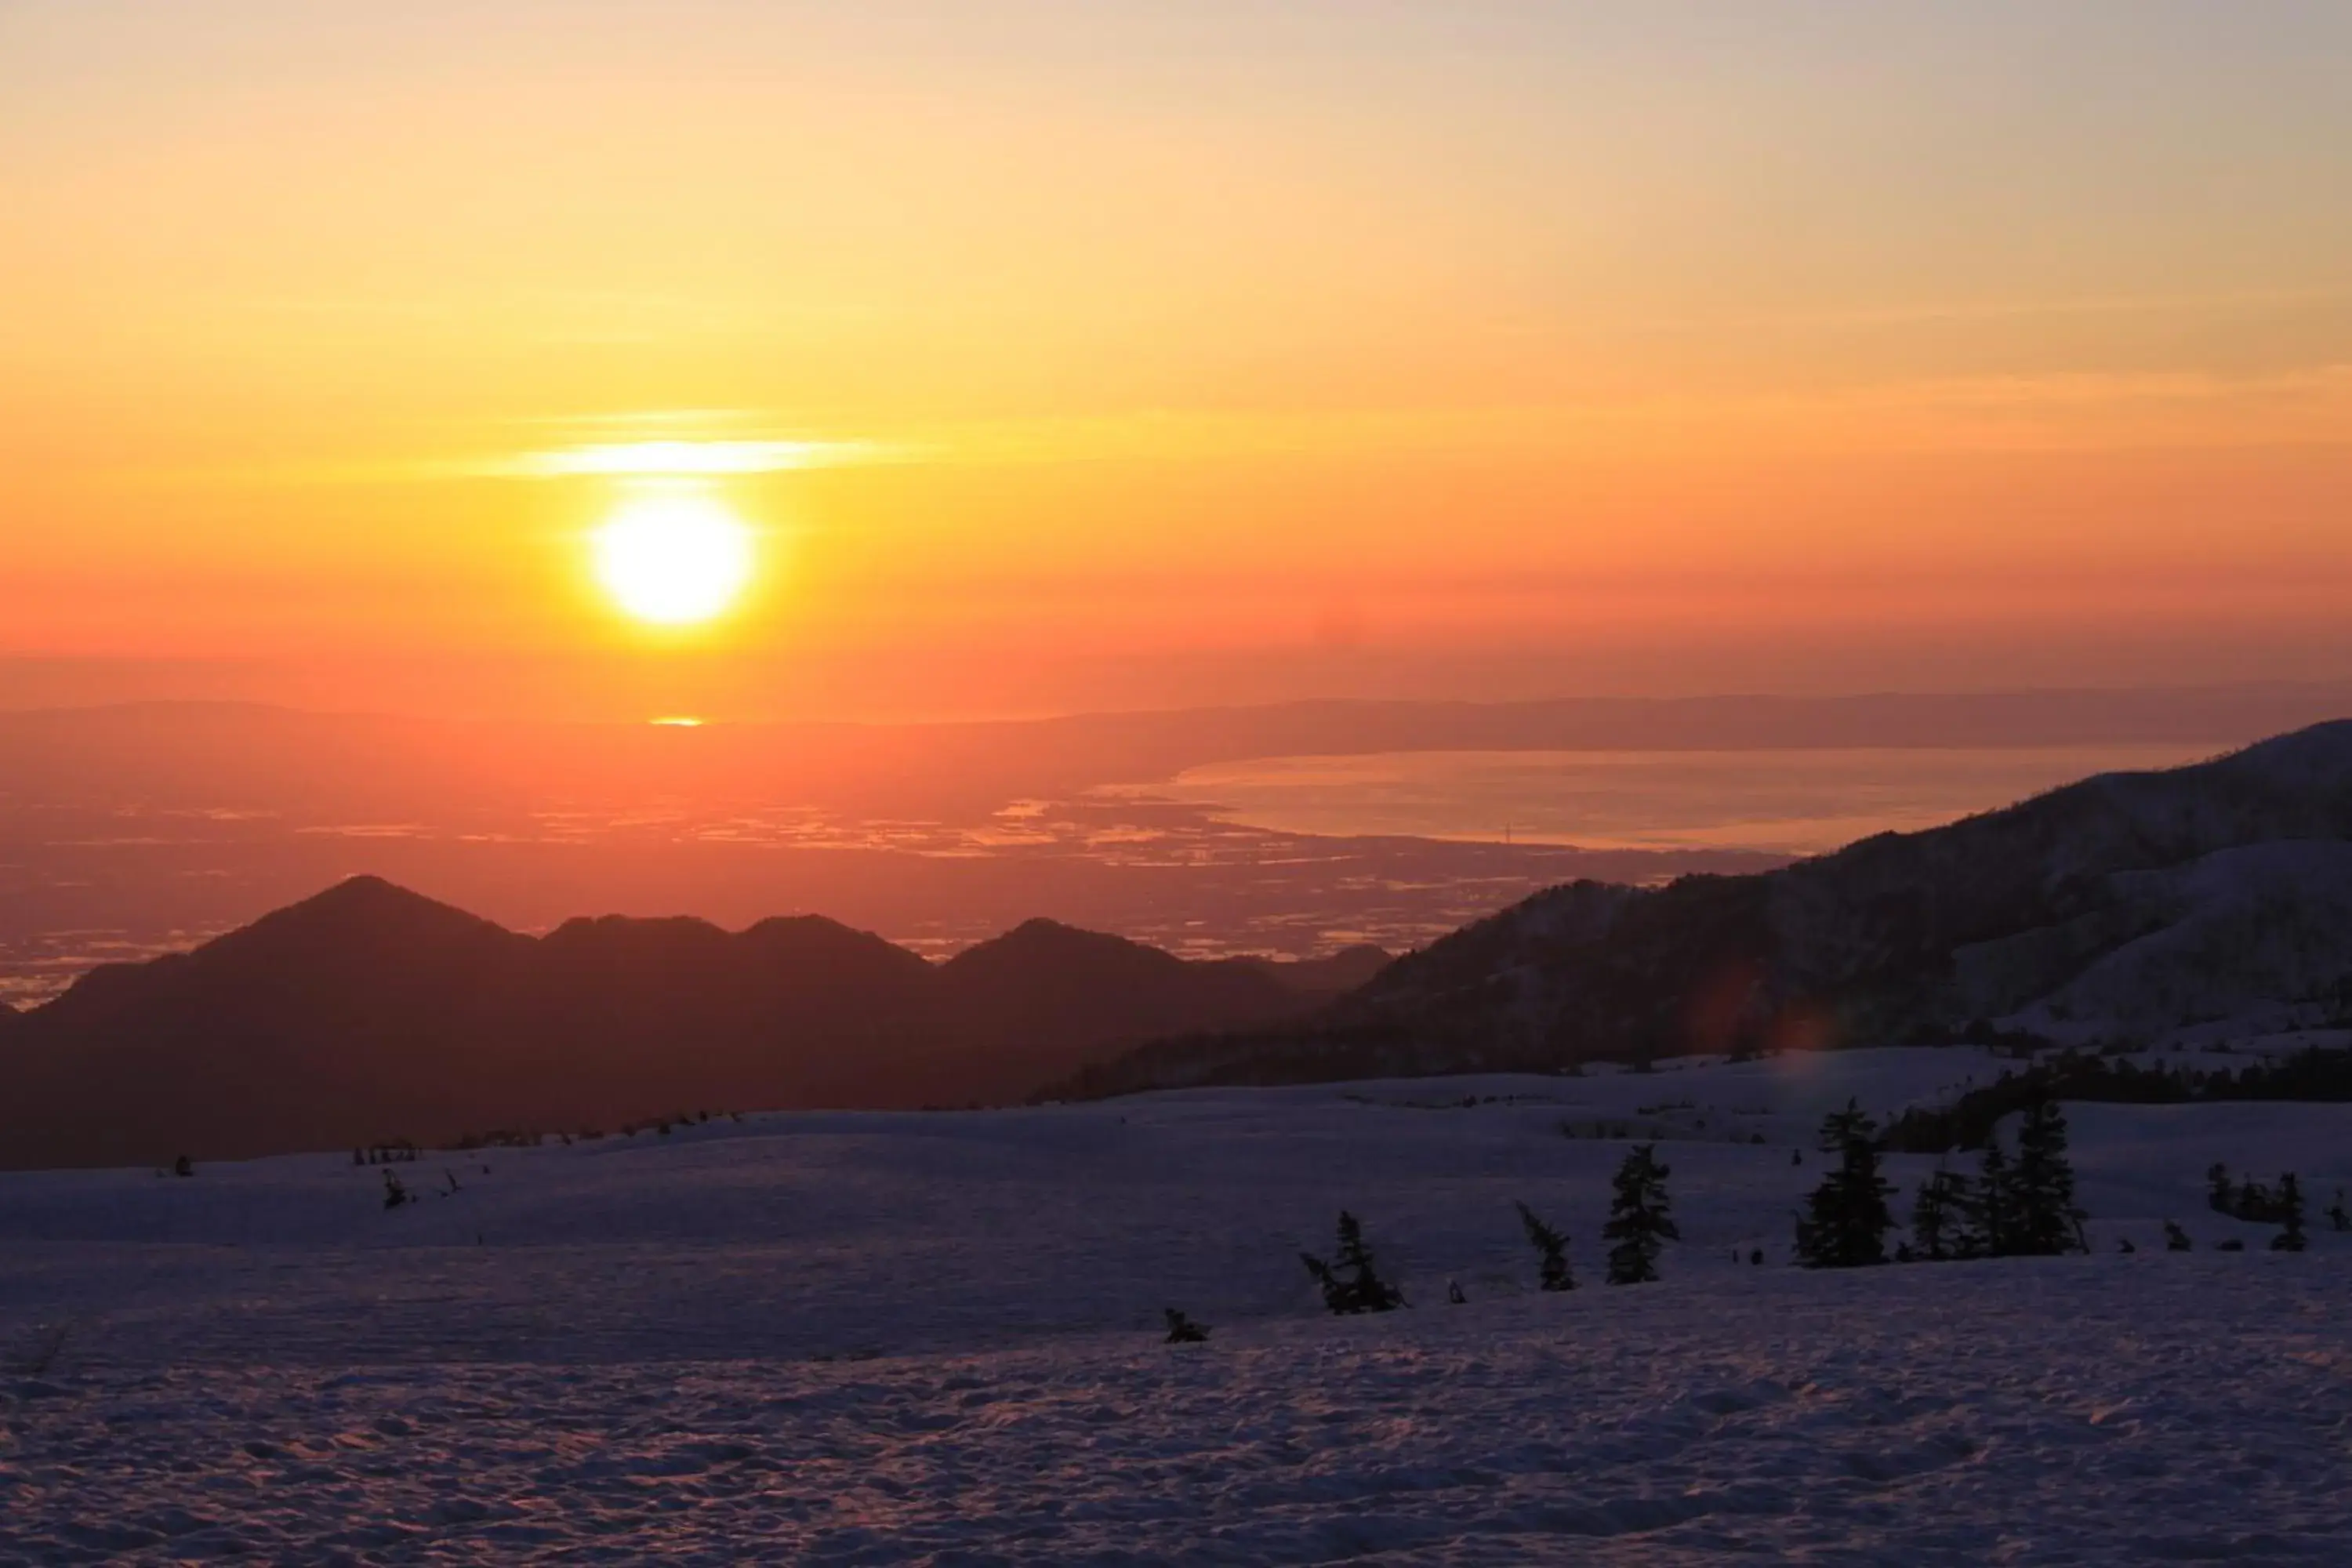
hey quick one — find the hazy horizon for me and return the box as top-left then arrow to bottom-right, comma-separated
2,685 -> 2336,1012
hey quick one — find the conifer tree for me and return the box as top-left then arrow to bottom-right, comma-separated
1911,1168 -> 1974,1261
2328,1189 -> 2350,1233
2009,1098 -> 2083,1256
2270,1173 -> 2308,1253
1163,1308 -> 1210,1344
2207,1162 -> 2235,1215
1972,1142 -> 2016,1258
2163,1219 -> 2192,1252
1515,1200 -> 1576,1291
1795,1100 -> 1896,1268
1603,1145 -> 1678,1284
1300,1211 -> 1406,1314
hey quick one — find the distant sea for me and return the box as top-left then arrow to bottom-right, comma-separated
1145,742 -> 2230,855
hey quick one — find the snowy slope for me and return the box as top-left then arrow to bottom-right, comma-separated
6,1051 -> 2352,1562
1070,722 -> 2352,1096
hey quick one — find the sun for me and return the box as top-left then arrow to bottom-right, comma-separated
590,488 -> 755,626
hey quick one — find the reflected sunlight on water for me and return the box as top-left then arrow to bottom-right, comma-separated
1142,743 -> 2230,855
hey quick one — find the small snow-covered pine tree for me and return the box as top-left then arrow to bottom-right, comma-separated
1603,1145 -> 1678,1285
1301,1211 -> 1406,1314
1515,1200 -> 1576,1291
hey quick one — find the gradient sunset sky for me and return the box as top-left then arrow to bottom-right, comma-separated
5,2 -> 2348,721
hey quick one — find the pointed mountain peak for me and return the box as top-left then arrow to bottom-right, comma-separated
220,876 -> 514,953
302,873 -> 426,909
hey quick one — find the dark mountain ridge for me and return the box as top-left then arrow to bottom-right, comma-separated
0,880 -> 1377,1170
1058,721 -> 2352,1096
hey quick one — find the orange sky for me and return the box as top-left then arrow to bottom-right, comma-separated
4,2 -> 2349,721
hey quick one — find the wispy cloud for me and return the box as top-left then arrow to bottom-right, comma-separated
163,361 -> 2352,495
491,438 -> 887,478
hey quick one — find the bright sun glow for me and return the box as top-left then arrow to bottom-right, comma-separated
591,490 -> 755,626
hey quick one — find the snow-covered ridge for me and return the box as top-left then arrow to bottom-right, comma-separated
1068,720 -> 2352,1094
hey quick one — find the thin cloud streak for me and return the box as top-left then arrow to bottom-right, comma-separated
496,439 -> 888,479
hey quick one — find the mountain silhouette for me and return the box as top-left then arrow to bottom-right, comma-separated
1235,944 -> 1392,996
0,880 -> 1358,1170
1057,721 -> 2352,1096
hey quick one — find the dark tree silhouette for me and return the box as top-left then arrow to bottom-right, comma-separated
381,1170 -> 411,1210
2270,1173 -> 2308,1252
2164,1220 -> 2193,1252
1163,1308 -> 1210,1344
1301,1211 -> 1406,1314
2009,1098 -> 2084,1256
1970,1142 -> 2016,1258
1603,1145 -> 1678,1285
1795,1100 -> 1896,1269
2329,1189 -> 2350,1233
1515,1200 -> 1576,1291
1911,1168 -> 1975,1261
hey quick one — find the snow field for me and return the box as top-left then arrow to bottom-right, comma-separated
5,1047 -> 2352,1562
